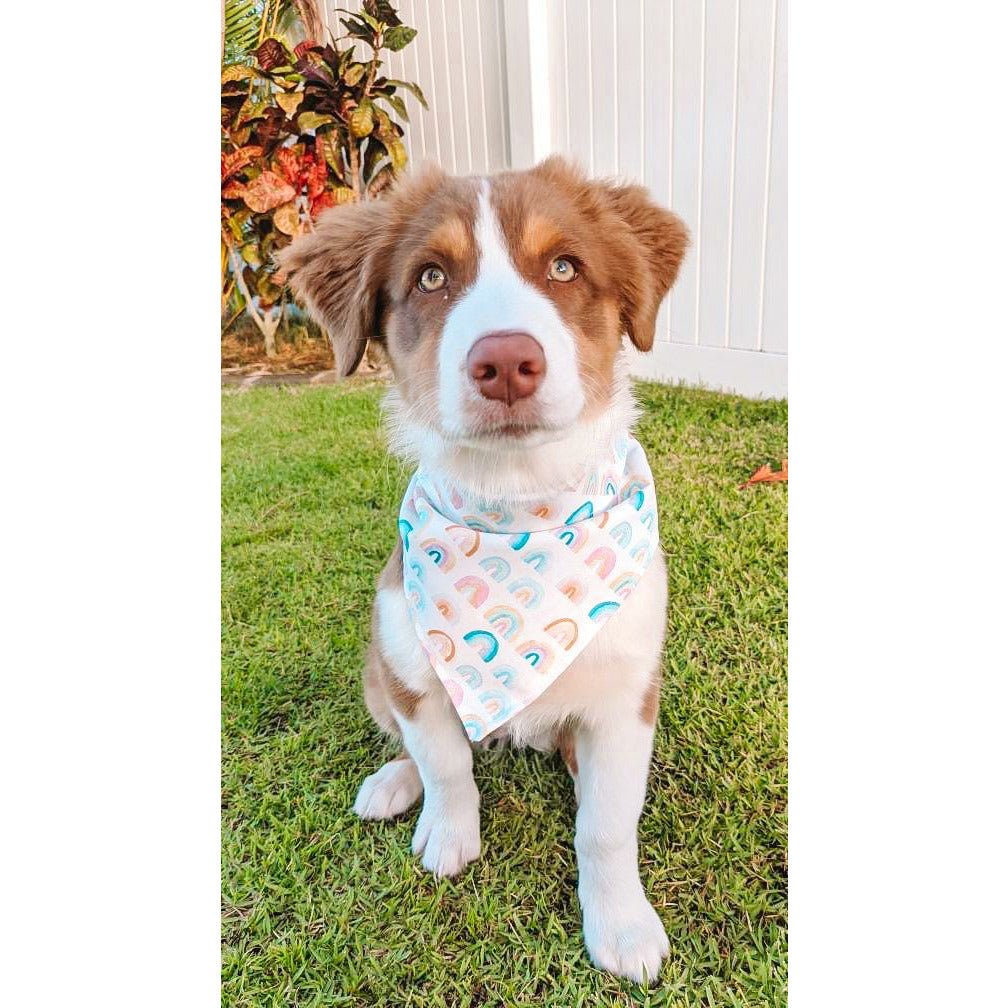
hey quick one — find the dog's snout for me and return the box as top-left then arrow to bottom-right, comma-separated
466,331 -> 546,405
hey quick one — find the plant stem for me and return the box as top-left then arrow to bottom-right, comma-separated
226,241 -> 278,357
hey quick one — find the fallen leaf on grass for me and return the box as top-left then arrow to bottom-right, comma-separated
739,458 -> 788,490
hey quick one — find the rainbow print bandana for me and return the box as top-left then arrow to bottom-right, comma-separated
397,437 -> 660,742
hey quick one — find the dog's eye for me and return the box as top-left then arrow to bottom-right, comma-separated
417,265 -> 447,293
548,257 -> 577,283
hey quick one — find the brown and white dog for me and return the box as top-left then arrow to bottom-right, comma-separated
278,157 -> 688,983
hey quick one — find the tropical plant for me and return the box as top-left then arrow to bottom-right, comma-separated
221,0 -> 426,357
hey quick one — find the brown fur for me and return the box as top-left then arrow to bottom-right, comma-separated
492,158 -> 689,412
556,727 -> 579,778
638,669 -> 662,726
362,540 -> 425,728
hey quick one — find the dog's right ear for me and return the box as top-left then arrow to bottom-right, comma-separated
275,198 -> 396,376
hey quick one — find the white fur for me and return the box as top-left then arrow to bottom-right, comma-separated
395,693 -> 481,878
352,756 -> 422,820
384,354 -> 638,501
436,181 -> 585,441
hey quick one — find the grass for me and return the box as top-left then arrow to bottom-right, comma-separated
222,380 -> 788,1008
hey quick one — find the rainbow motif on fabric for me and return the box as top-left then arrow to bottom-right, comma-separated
556,523 -> 588,552
517,639 -> 553,673
630,539 -> 652,564
397,518 -> 414,550
436,597 -> 458,624
508,577 -> 544,609
454,574 -> 490,608
565,501 -> 594,525
478,502 -> 514,526
420,538 -> 455,571
427,629 -> 456,661
557,576 -> 586,604
492,665 -> 516,687
463,628 -> 499,662
621,476 -> 649,502
462,716 -> 486,741
478,555 -> 511,582
461,515 -> 496,532
544,617 -> 579,651
588,600 -> 621,623
454,664 -> 483,689
609,572 -> 640,600
479,687 -> 513,721
523,550 -> 551,574
609,520 -> 634,548
585,545 -> 616,578
446,523 -> 481,557
485,604 -> 524,640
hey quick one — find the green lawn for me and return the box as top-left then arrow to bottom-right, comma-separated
222,381 -> 788,1008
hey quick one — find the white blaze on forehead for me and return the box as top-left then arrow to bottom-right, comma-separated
437,180 -> 584,435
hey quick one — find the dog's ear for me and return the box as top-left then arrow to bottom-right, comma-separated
531,157 -> 690,353
602,181 -> 689,352
275,198 -> 396,376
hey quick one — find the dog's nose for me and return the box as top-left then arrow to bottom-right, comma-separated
466,331 -> 546,405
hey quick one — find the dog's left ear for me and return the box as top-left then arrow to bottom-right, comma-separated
275,198 -> 395,376
602,182 -> 690,352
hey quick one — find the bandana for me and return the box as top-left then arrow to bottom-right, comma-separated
397,437 -> 659,741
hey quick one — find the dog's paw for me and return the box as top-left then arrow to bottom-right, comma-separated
582,890 -> 670,985
411,793 -> 481,877
353,757 -> 423,820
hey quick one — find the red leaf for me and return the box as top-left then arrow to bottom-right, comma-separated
221,180 -> 246,200
310,190 -> 337,215
221,145 -> 264,181
306,157 -> 328,199
739,459 -> 788,490
274,147 -> 302,187
294,39 -> 317,61
241,170 -> 296,213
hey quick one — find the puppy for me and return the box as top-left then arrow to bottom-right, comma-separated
278,157 -> 688,983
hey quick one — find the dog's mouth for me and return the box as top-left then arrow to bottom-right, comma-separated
453,400 -> 571,447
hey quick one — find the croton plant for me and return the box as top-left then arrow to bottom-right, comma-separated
221,0 -> 426,356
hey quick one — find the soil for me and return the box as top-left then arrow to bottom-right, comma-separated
221,326 -> 392,380
221,332 -> 335,374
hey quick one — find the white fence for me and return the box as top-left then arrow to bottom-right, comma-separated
332,1 -> 787,398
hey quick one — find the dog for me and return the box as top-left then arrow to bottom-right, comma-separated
278,156 -> 688,983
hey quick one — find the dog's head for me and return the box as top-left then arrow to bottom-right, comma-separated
278,157 -> 687,457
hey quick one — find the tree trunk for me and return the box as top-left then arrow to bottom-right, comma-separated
261,311 -> 279,358
227,245 -> 279,357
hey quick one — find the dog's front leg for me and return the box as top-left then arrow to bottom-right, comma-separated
574,709 -> 670,984
394,689 -> 481,878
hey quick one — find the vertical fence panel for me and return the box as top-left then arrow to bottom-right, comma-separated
696,0 -> 739,348
642,0 -> 674,345
727,0 -> 775,351
670,0 -> 705,347
615,0 -> 645,184
562,0 -> 594,172
761,0 -> 787,355
589,0 -> 618,175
